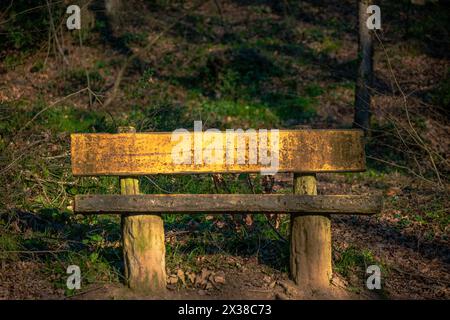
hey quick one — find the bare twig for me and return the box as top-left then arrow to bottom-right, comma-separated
78,29 -> 93,107
373,30 -> 443,187
144,176 -> 174,194
366,155 -> 436,185
46,0 -> 69,66
0,1 -> 66,26
16,87 -> 89,136
3,250 -> 69,254
102,0 -> 209,109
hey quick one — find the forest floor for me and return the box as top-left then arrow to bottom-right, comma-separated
0,0 -> 449,300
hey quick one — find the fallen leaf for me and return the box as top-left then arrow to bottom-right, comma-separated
168,274 -> 178,285
386,187 -> 402,197
213,275 -> 225,284
177,269 -> 186,285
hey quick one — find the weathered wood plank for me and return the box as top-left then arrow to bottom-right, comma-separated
71,129 -> 365,176
74,194 -> 382,214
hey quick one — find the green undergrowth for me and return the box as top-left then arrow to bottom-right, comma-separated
334,246 -> 389,297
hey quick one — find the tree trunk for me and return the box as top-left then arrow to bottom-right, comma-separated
119,126 -> 167,293
105,0 -> 122,30
105,0 -> 122,16
290,174 -> 332,291
354,0 -> 374,133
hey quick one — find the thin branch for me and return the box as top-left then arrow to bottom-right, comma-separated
373,30 -> 443,187
366,155 -> 436,185
3,250 -> 69,254
46,0 -> 69,65
102,0 -> 208,109
144,176 -> 174,194
16,87 -> 89,136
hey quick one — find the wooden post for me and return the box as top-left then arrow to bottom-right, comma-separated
118,126 -> 166,292
354,0 -> 374,134
290,173 -> 332,291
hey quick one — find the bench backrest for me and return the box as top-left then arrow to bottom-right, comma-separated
71,129 -> 365,176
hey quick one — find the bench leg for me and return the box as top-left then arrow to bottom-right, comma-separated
120,177 -> 167,293
290,173 -> 332,291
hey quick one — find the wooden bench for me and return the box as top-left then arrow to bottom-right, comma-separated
71,126 -> 382,293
